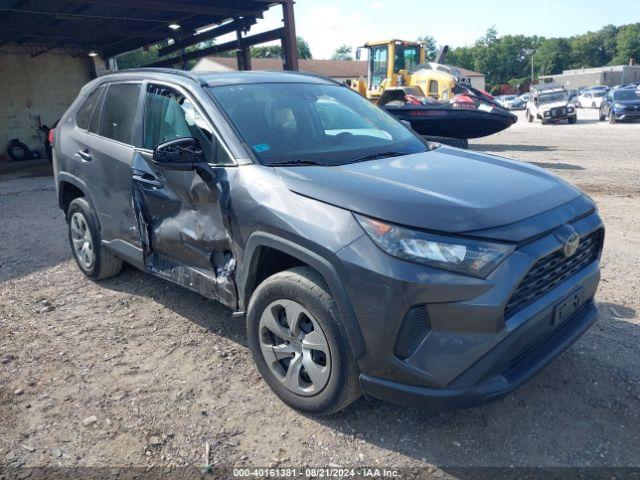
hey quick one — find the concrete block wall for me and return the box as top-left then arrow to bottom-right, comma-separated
0,48 -> 93,160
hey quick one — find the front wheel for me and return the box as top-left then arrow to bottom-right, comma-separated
526,110 -> 533,122
247,267 -> 361,415
599,108 -> 605,121
568,116 -> 577,124
609,111 -> 617,124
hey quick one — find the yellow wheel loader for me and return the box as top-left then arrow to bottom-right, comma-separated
349,39 -> 517,141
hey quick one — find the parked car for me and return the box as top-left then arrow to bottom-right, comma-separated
518,93 -> 530,104
599,86 -> 640,123
496,95 -> 525,110
577,90 -> 606,108
527,83 -> 577,124
51,69 -> 604,415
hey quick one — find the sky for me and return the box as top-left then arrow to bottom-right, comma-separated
214,0 -> 640,60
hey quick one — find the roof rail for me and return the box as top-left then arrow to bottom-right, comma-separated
103,67 -> 206,85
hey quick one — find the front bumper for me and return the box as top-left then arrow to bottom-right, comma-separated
335,205 -> 603,411
613,110 -> 640,121
360,300 -> 597,412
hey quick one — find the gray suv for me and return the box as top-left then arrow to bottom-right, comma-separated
52,69 -> 604,415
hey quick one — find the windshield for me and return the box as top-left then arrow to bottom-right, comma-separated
208,83 -> 429,166
593,91 -> 606,97
614,89 -> 640,101
539,91 -> 567,103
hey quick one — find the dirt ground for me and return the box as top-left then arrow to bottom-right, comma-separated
1,108 -> 639,476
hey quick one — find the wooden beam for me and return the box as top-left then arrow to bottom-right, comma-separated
62,0 -> 261,17
158,17 -> 256,57
145,27 -> 284,68
281,0 -> 298,71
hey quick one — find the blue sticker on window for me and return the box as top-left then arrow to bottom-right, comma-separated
253,143 -> 271,153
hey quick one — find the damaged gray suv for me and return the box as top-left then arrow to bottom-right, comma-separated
53,69 -> 604,415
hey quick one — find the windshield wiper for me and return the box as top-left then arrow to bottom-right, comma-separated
267,159 -> 329,167
347,151 -> 409,164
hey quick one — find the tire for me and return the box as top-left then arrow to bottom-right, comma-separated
67,197 -> 123,280
609,111 -> 616,124
591,102 -> 596,109
598,108 -> 605,121
526,110 -> 533,123
247,266 -> 361,415
6,139 -> 30,162
568,116 -> 577,124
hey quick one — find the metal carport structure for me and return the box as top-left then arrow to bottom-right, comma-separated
0,0 -> 299,70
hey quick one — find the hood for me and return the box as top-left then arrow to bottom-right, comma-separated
615,99 -> 640,107
276,147 -> 583,235
539,101 -> 570,110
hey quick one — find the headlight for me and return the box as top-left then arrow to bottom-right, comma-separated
355,214 -> 514,278
567,106 -> 575,112
544,110 -> 551,116
614,102 -> 625,109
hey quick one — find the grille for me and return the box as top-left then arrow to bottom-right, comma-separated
504,229 -> 603,319
551,107 -> 567,117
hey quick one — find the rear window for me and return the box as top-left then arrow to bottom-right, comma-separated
98,83 -> 141,145
76,86 -> 104,130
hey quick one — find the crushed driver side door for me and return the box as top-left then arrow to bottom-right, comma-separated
131,82 -> 237,308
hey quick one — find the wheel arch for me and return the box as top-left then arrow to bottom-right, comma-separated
238,232 -> 367,359
57,173 -> 101,228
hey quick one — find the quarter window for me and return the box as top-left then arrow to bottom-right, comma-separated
76,86 -> 104,131
98,83 -> 141,145
143,84 -> 231,164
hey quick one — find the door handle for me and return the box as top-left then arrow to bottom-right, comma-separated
132,173 -> 163,189
75,149 -> 92,162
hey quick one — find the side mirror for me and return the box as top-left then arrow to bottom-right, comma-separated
152,137 -> 206,169
355,48 -> 362,61
400,119 -> 412,129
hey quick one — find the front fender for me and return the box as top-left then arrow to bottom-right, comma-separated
238,231 -> 366,359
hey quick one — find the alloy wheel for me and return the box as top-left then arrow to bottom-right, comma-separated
258,300 -> 331,396
70,212 -> 94,270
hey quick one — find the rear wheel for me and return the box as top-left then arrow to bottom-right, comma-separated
247,267 -> 361,415
67,198 -> 123,279
526,110 -> 533,122
591,102 -> 596,109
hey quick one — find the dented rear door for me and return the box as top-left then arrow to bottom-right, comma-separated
131,82 -> 237,308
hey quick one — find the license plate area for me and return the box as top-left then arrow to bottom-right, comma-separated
553,288 -> 585,325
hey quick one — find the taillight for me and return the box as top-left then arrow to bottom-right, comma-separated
48,128 -> 55,145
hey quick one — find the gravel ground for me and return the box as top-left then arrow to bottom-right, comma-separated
1,108 -> 639,476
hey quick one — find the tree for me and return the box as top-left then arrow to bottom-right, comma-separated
417,35 -> 437,61
535,38 -> 572,76
251,36 -> 312,60
614,23 -> 640,64
331,45 -> 352,61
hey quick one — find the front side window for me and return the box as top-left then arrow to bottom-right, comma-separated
76,85 -> 105,131
143,84 -> 231,164
98,83 -> 141,144
208,83 -> 429,166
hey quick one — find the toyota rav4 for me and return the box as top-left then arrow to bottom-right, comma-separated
52,69 -> 603,415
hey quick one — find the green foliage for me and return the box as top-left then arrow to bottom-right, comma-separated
417,35 -> 438,61
613,24 -> 640,64
331,45 -> 353,61
446,23 -> 640,86
251,36 -> 312,60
